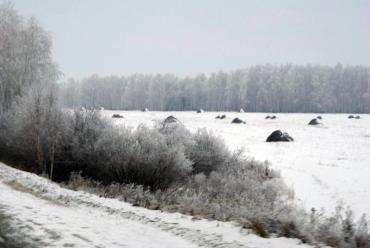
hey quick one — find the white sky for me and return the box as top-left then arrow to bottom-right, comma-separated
9,0 -> 370,79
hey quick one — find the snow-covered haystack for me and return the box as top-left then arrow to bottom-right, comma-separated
231,117 -> 246,124
265,115 -> 271,119
270,115 -> 277,119
348,115 -> 354,119
196,109 -> 204,113
216,114 -> 226,119
355,115 -> 361,119
159,116 -> 182,134
266,130 -> 294,142
316,115 -> 322,120
163,115 -> 180,124
308,118 -> 321,125
112,114 -> 124,118
239,108 -> 245,113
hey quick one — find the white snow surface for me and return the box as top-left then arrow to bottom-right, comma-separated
104,111 -> 370,217
0,162 -> 310,248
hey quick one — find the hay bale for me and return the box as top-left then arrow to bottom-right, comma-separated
112,114 -> 124,118
266,130 -> 294,142
308,118 -> 321,125
348,115 -> 354,119
265,115 -> 271,119
231,118 -> 246,124
355,115 -> 361,119
270,115 -> 277,119
160,115 -> 182,133
316,115 -> 322,120
163,115 -> 179,124
216,114 -> 226,119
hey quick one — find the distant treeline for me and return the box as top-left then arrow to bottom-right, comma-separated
60,64 -> 370,113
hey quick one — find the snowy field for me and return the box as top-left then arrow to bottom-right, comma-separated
103,110 -> 370,218
1,111 -> 368,247
0,163 -> 310,248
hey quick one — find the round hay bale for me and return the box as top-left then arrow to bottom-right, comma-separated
308,118 -> 321,125
348,115 -> 354,119
355,115 -> 361,119
231,117 -> 246,124
270,115 -> 277,119
266,130 -> 294,142
265,115 -> 271,119
220,115 -> 226,119
163,115 -> 179,124
112,114 -> 124,118
160,116 -> 183,133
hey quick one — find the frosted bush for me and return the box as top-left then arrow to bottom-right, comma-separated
185,129 -> 230,175
105,125 -> 192,190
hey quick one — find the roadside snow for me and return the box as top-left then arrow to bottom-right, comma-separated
0,182 -> 198,248
0,162 -> 311,248
104,111 -> 370,217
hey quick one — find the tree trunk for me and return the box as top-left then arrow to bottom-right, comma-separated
49,143 -> 55,180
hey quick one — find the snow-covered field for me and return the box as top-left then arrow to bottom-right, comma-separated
104,110 -> 370,218
0,163 -> 310,248
1,110 -> 368,247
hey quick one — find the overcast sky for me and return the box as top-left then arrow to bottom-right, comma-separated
10,0 -> 370,79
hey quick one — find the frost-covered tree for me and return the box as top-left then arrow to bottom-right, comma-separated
0,3 -> 58,114
0,3 -> 60,175
60,64 -> 370,113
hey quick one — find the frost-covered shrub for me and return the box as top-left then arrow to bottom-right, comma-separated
67,171 -> 102,191
315,208 -> 370,248
355,214 -> 370,248
55,117 -> 194,190
51,109 -> 112,180
157,121 -> 193,148
2,105 -> 241,190
165,157 -> 290,221
274,205 -> 370,248
95,125 -> 192,190
158,124 -> 230,175
185,129 -> 230,175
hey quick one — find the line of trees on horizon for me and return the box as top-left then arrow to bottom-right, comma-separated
60,64 -> 370,113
